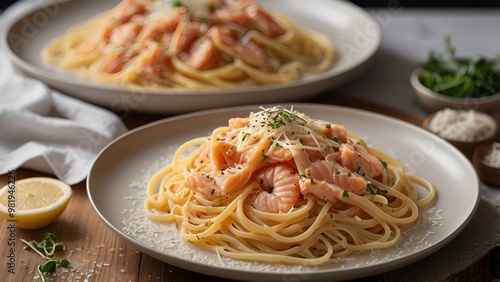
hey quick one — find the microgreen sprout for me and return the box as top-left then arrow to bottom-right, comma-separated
21,232 -> 69,282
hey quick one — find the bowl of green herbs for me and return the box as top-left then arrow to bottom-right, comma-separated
411,36 -> 500,112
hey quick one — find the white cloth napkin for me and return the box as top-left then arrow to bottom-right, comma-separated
0,1 -> 128,185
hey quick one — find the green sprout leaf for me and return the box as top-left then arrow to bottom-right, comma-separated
21,232 -> 70,282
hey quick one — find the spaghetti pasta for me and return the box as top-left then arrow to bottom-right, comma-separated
42,0 -> 336,89
145,106 -> 435,265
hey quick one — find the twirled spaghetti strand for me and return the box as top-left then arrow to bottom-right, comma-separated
144,107 -> 436,265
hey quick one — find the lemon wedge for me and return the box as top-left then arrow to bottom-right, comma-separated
0,177 -> 72,229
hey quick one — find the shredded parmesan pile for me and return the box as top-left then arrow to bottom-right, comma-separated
485,142 -> 500,168
428,108 -> 492,142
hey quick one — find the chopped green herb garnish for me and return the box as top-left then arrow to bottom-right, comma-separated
206,2 -> 216,11
242,132 -> 250,141
172,0 -> 183,7
366,183 -> 388,196
263,107 -> 306,129
379,159 -> 388,169
198,17 -> 210,23
342,191 -> 349,198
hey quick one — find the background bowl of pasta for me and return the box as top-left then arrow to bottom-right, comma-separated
1,0 -> 381,114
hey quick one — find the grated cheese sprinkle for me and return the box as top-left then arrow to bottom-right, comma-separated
485,142 -> 500,168
429,108 -> 492,142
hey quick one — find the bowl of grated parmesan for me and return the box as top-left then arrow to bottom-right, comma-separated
473,142 -> 500,187
422,108 -> 497,159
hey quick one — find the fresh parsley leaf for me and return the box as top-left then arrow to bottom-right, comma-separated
419,36 -> 500,98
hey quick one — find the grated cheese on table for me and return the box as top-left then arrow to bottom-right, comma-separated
429,108 -> 492,142
485,142 -> 500,168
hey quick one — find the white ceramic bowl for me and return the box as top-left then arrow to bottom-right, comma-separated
410,68 -> 500,113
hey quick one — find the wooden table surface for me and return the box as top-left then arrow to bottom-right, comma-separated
1,95 -> 499,282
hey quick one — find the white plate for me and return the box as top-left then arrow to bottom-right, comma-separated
1,0 -> 380,114
87,104 -> 480,281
